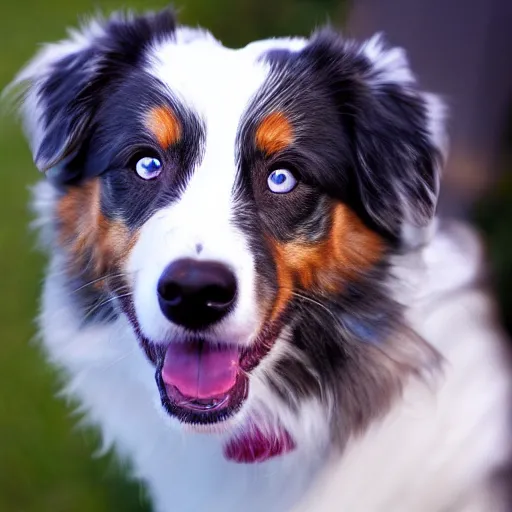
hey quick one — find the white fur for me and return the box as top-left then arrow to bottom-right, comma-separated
20,21 -> 511,512
129,37 -> 270,354
128,35 -> 327,443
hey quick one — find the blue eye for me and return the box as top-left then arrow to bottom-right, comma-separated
135,156 -> 162,180
267,169 -> 297,193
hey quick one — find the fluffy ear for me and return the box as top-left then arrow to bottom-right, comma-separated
8,8 -> 177,183
306,30 -> 447,246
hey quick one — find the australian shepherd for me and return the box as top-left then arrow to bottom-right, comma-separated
10,7 -> 512,511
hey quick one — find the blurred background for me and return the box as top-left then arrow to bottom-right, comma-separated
0,1 -> 510,510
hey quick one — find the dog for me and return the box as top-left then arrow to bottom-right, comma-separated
10,7 -> 512,511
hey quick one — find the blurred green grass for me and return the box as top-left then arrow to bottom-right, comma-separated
0,1 -> 343,510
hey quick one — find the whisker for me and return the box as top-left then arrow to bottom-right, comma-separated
82,292 -> 133,322
291,291 -> 330,314
98,347 -> 138,371
71,272 -> 132,294
282,288 -> 345,330
106,284 -> 132,296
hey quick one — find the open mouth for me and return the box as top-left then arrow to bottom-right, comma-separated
155,340 -> 250,424
118,295 -> 297,462
117,289 -> 284,426
134,319 -> 284,426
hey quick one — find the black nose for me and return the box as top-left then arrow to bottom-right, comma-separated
157,258 -> 237,330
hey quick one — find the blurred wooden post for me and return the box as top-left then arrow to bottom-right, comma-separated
346,0 -> 512,218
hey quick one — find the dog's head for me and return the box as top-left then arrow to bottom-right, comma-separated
13,8 -> 445,462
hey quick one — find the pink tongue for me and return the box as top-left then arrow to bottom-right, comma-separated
162,342 -> 239,399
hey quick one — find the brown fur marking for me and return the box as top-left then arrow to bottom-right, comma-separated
145,106 -> 182,149
269,203 -> 385,320
255,112 -> 294,155
57,179 -> 138,279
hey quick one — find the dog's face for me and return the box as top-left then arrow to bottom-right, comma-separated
14,9 -> 445,462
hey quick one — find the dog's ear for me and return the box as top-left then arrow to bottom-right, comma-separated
9,8 -> 176,183
305,30 -> 447,246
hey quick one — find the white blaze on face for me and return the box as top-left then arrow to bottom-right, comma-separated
128,33 -> 292,346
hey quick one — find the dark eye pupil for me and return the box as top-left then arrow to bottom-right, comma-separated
272,172 -> 286,185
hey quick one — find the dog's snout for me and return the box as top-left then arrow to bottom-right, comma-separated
157,258 -> 237,329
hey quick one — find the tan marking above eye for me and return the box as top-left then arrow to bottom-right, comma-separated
255,111 -> 294,155
145,106 -> 182,149
267,203 -> 385,321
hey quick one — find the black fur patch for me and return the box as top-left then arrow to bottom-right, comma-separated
28,9 -> 207,320
249,28 -> 441,244
230,28 -> 442,435
90,73 -> 205,231
36,8 -> 178,178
